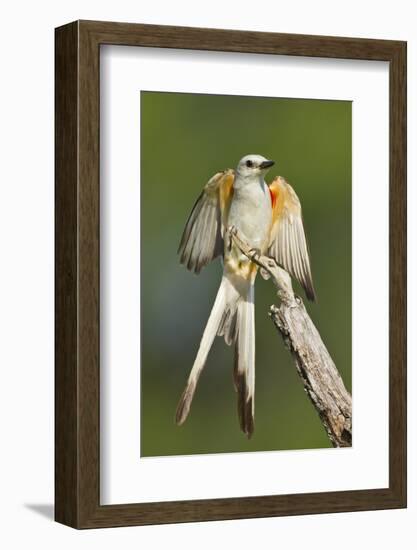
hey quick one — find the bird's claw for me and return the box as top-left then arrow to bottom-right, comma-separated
248,247 -> 261,263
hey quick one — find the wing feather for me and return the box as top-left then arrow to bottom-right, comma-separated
268,176 -> 316,301
178,170 -> 234,273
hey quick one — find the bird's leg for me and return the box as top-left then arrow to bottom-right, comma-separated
227,225 -> 237,252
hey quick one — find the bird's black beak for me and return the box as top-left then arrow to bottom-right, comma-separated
260,160 -> 275,169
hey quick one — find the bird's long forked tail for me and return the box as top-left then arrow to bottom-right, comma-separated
175,275 -> 256,439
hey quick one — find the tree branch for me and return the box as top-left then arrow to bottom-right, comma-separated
230,228 -> 352,447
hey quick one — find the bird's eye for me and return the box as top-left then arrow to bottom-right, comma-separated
246,160 -> 253,168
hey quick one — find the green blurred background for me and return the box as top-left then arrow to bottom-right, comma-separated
140,91 -> 351,457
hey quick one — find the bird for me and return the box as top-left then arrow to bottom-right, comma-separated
175,154 -> 315,438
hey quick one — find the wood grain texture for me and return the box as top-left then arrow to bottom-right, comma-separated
55,21 -> 79,527
388,39 -> 407,506
55,20 -> 407,529
270,302 -> 352,447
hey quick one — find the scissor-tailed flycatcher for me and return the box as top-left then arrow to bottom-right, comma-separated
176,154 -> 315,438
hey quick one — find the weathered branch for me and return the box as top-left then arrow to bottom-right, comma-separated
230,228 -> 352,447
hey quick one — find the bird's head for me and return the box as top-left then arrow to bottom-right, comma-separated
236,154 -> 275,179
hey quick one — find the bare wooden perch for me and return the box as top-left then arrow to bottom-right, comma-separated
230,228 -> 352,448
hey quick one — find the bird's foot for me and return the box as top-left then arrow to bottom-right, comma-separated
248,247 -> 261,264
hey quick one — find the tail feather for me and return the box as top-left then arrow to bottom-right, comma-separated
176,273 -> 256,438
217,300 -> 239,346
175,275 -> 240,425
234,285 -> 255,438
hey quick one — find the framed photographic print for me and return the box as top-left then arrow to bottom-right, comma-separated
55,20 -> 406,528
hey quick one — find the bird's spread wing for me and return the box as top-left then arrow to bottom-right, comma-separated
178,169 -> 234,273
268,176 -> 316,301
